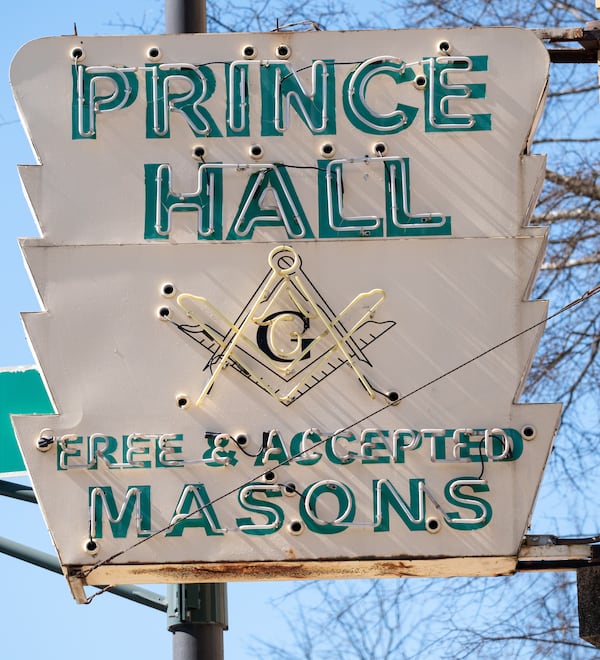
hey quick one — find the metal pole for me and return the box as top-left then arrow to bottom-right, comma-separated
162,3 -> 228,657
578,565 -> 600,648
165,0 -> 206,33
0,536 -> 167,611
0,479 -> 36,503
168,584 -> 228,659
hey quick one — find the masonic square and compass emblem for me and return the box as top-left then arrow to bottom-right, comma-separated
160,245 -> 396,406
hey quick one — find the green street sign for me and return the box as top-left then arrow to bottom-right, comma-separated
0,368 -> 53,476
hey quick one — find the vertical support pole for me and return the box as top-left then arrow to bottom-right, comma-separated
168,584 -> 228,659
165,0 -> 207,33
163,3 -> 227,659
577,565 -> 600,649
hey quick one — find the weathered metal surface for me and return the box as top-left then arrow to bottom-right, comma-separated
68,556 -> 518,595
519,542 -> 595,565
533,27 -> 586,40
532,25 -> 600,63
578,566 -> 600,649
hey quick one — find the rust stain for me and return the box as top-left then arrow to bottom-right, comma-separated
74,555 -> 518,587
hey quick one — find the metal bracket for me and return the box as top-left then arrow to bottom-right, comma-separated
533,23 -> 600,63
518,534 -> 600,571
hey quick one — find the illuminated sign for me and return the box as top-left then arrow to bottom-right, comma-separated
10,28 -> 560,600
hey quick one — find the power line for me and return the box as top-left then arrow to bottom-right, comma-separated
78,282 -> 600,581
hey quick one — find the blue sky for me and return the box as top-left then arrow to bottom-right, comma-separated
0,2 -> 295,658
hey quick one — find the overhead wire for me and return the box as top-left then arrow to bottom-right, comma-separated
77,282 -> 600,581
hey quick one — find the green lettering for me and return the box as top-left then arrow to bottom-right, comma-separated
89,485 -> 151,538
167,484 -> 224,536
236,484 -> 284,535
254,431 -> 289,467
373,478 -> 426,532
145,64 -> 222,138
144,162 -> 223,240
226,62 -> 250,136
261,60 -> 336,136
343,58 -> 418,134
227,165 -> 313,241
72,64 -> 138,139
300,480 -> 355,534
424,55 -> 491,132
444,477 -> 492,530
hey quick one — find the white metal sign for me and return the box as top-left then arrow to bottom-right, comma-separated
10,28 -> 559,599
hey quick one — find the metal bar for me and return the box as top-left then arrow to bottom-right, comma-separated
168,584 -> 228,660
531,25 -> 600,64
172,625 -> 225,659
165,0 -> 206,33
532,27 -> 585,40
0,536 -> 167,611
524,533 -> 600,546
578,566 -> 600,648
162,4 -> 227,656
0,479 -> 36,503
547,49 -> 598,64
518,536 -> 600,571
